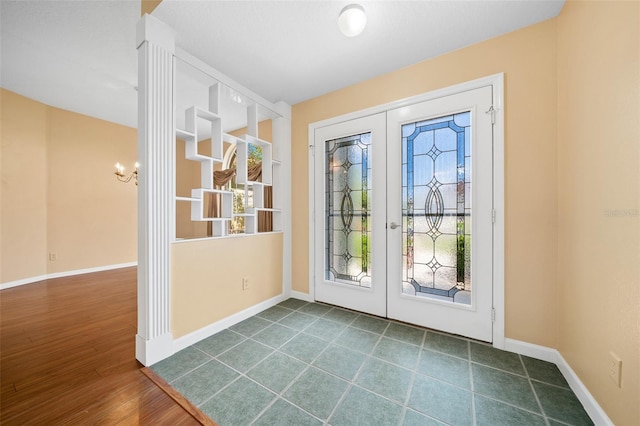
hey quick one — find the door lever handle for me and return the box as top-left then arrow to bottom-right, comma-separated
389,222 -> 400,229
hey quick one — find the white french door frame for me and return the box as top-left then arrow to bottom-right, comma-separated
308,73 -> 505,349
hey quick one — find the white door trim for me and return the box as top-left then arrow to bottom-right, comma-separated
308,73 -> 505,348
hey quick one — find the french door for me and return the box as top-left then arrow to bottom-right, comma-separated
313,85 -> 495,342
314,113 -> 387,317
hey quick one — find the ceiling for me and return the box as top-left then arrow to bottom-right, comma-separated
1,0 -> 564,130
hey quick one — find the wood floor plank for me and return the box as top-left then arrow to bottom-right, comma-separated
0,267 -> 200,425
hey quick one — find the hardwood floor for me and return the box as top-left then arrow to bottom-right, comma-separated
0,267 -> 200,425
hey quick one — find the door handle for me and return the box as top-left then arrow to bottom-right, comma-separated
389,222 -> 400,229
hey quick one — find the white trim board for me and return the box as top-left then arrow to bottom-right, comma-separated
505,338 -> 613,426
0,262 -> 138,290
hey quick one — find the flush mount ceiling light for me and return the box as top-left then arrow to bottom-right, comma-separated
338,4 -> 367,37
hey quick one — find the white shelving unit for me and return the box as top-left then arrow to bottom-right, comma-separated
175,84 -> 282,238
235,104 -> 282,234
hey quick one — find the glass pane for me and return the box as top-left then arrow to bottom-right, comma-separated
325,133 -> 372,288
401,111 -> 471,304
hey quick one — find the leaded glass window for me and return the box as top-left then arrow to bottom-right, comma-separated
325,133 -> 372,288
401,112 -> 471,304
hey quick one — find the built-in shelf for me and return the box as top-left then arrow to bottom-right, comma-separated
174,82 -> 283,239
246,208 -> 281,213
175,129 -> 195,140
223,133 -> 245,145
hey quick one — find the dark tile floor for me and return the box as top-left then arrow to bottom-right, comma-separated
152,299 -> 593,426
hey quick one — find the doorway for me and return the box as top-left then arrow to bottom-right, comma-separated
311,78 -> 502,343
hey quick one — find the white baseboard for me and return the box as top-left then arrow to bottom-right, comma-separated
504,338 -> 613,426
0,274 -> 50,290
555,352 -> 614,426
503,337 -> 559,363
47,262 -> 138,279
0,262 -> 138,290
290,290 -> 313,302
172,294 -> 286,353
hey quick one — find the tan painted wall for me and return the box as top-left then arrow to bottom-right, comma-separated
141,0 -> 162,16
291,19 -> 559,348
46,106 -> 137,273
0,89 -> 137,283
171,232 -> 283,338
557,1 -> 639,424
176,138 -> 208,239
1,90 -> 49,283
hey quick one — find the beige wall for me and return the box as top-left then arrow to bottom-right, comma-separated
171,233 -> 283,338
46,106 -> 137,273
176,138 -> 208,239
1,90 -> 49,283
0,89 -> 137,283
292,19 -> 559,348
557,1 -> 639,424
141,0 -> 162,16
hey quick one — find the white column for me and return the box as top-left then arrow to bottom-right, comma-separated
135,14 -> 175,366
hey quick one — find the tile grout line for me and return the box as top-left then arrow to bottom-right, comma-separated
469,359 -> 539,380
271,321 -> 346,424
472,392 -> 557,419
243,348 -> 324,425
158,346 -> 215,385
469,348 -> 555,421
469,340 -> 477,426
197,308 -> 312,420
520,353 -> 551,426
324,318 -> 393,425
195,373 -> 245,412
330,317 -> 390,421
206,311 -> 314,424
163,330 -> 256,383
398,329 -> 428,426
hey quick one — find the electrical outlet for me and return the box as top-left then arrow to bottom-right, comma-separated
49,253 -> 57,261
608,352 -> 622,388
242,277 -> 249,291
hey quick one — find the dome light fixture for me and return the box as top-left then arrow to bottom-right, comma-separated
338,4 -> 367,37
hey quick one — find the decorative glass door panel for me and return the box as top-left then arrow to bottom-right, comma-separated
314,113 -> 387,317
326,133 -> 372,288
401,112 -> 471,305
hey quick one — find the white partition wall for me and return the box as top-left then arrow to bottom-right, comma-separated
136,15 -> 175,366
136,15 -> 291,366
